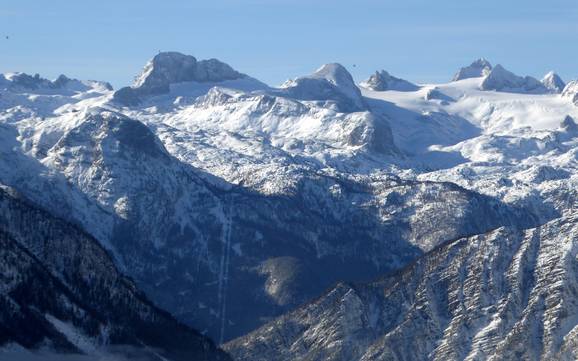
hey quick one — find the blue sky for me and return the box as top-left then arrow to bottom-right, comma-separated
1,0 -> 577,88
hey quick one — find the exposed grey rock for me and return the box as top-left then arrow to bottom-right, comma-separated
452,58 -> 493,81
361,70 -> 419,92
561,115 -> 578,133
480,64 -> 548,94
113,52 -> 245,105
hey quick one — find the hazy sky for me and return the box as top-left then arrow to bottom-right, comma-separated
1,0 -> 577,88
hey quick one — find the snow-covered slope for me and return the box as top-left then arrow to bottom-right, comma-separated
563,80 -> 578,105
0,54 -> 539,345
3,52 -> 578,358
2,105 -> 530,342
280,63 -> 366,112
225,214 -> 578,361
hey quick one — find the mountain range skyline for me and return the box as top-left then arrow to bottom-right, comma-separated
3,1 -> 578,358
1,0 -> 577,88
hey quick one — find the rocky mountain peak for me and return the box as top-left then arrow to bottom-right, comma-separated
480,64 -> 548,94
114,51 -> 245,105
452,58 -> 493,81
134,51 -> 244,88
542,71 -> 566,93
360,70 -> 419,91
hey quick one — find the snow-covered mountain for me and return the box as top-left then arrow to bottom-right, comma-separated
454,59 -> 564,95
225,215 -> 578,361
542,71 -> 566,93
280,63 -> 366,112
480,64 -> 548,94
2,52 -> 578,359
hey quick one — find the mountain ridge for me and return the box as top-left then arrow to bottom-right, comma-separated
3,51 -> 578,359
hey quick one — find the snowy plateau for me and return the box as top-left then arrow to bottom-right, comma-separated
2,53 -> 578,360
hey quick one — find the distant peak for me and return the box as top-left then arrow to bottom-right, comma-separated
0,71 -> 109,94
542,71 -> 566,94
134,51 -> 244,88
314,62 -> 347,74
310,63 -> 355,87
114,51 -> 246,106
480,64 -> 548,94
281,63 -> 365,112
360,69 -> 419,92
471,58 -> 492,68
452,58 -> 493,81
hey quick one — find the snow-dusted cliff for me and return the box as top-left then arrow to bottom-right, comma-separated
226,215 -> 578,361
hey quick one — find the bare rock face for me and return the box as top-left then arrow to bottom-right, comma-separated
361,70 -> 419,92
452,58 -> 493,81
225,215 -> 578,361
113,52 -> 245,105
480,64 -> 548,94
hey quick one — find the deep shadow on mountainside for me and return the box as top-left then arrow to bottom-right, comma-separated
0,186 -> 230,361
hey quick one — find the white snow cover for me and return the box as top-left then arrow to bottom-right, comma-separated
3,53 -> 578,222
3,52 -> 578,358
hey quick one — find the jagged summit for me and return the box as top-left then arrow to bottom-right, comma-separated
360,70 -> 419,92
480,64 -> 548,94
452,58 -> 493,81
113,51 -> 247,105
281,63 -> 365,112
542,71 -> 566,93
